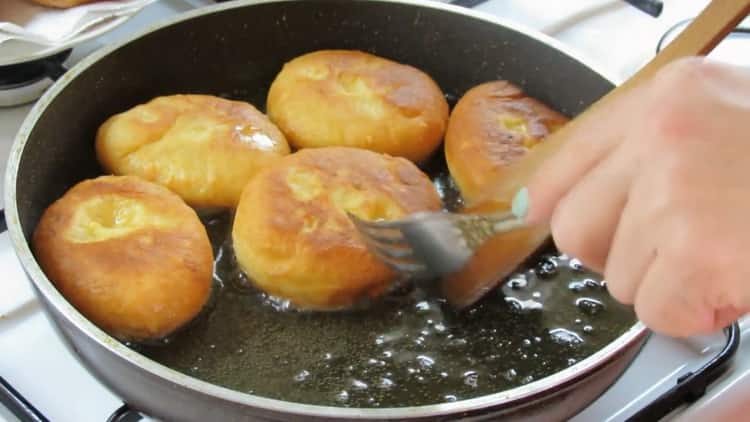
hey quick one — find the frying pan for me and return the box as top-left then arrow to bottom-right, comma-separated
1,0 -> 737,420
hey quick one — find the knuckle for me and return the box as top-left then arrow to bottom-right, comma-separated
654,57 -> 710,89
634,296 -> 710,338
643,101 -> 692,147
686,247 -> 742,309
643,58 -> 715,143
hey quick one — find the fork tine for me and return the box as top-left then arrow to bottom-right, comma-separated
360,234 -> 423,269
357,227 -> 406,245
348,213 -> 415,229
349,214 -> 409,245
386,260 -> 429,275
348,213 -> 429,276
360,235 -> 416,260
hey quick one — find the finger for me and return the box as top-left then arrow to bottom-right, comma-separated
549,140 -> 636,272
633,253 -> 715,338
601,183 -> 654,305
525,82 -> 648,224
713,306 -> 743,332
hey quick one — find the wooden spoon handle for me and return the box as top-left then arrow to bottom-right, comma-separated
485,0 -> 750,206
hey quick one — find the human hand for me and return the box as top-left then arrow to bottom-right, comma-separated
523,57 -> 750,337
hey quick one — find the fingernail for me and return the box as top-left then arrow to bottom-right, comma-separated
512,187 -> 529,219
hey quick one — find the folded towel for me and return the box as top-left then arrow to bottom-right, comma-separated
0,0 -> 155,46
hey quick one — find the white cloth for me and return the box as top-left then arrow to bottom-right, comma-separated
0,0 -> 155,46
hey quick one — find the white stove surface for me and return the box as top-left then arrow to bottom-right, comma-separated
1,1 -> 749,421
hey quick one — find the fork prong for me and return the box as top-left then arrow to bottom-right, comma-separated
387,260 -> 429,275
348,212 -> 434,277
367,252 -> 428,275
358,226 -> 406,245
361,236 -> 416,260
366,241 -> 429,276
347,213 -> 413,229
349,214 -> 409,245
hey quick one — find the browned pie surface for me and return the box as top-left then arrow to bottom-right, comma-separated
267,50 -> 449,163
444,80 -> 568,204
442,81 -> 568,307
232,147 -> 442,310
32,175 -> 214,341
96,94 -> 290,208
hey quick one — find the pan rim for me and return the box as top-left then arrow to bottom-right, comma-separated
4,0 -> 646,419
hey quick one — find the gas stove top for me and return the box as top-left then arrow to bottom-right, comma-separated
1,1 -> 749,421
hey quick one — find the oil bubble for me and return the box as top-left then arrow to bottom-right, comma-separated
568,281 -> 585,292
569,258 -> 584,271
576,298 -> 606,315
378,378 -> 395,389
584,278 -> 602,288
351,379 -> 368,390
507,277 -> 527,289
463,371 -> 479,388
537,257 -> 559,278
294,370 -> 310,382
550,328 -> 583,345
336,391 -> 349,402
505,297 -> 543,311
447,338 -> 467,348
416,355 -> 435,369
415,301 -> 431,312
368,358 -> 386,367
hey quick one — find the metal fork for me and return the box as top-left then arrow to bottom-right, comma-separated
349,210 -> 525,280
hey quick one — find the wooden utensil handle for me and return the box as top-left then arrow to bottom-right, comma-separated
493,0 -> 750,205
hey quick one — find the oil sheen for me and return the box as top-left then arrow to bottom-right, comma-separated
136,168 -> 637,408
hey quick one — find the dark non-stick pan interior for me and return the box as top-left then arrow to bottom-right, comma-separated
14,0 -> 636,409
